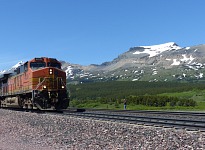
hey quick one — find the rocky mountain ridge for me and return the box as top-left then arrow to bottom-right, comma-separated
0,61 -> 24,75
61,42 -> 205,83
1,42 -> 205,83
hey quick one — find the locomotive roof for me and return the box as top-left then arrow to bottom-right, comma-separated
0,57 -> 60,79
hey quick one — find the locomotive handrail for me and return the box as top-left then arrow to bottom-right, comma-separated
59,78 -> 68,89
35,77 -> 46,90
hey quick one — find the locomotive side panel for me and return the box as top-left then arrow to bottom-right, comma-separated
7,70 -> 33,95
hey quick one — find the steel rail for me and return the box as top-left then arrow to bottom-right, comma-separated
64,111 -> 205,131
85,109 -> 205,117
123,110 -> 205,116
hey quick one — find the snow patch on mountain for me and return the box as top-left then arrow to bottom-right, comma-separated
171,59 -> 180,65
195,73 -> 203,79
152,71 -> 158,75
183,73 -> 186,77
0,61 -> 24,75
166,54 -> 195,66
180,55 -> 194,64
0,70 -> 6,75
133,42 -> 181,57
12,61 -> 24,69
132,78 -> 139,81
65,66 -> 73,76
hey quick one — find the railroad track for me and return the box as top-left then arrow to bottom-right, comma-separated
122,110 -> 205,117
85,109 -> 205,116
2,107 -> 205,131
64,111 -> 205,131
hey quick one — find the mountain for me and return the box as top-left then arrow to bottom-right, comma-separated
1,42 -> 205,83
0,61 -> 24,75
61,42 -> 205,83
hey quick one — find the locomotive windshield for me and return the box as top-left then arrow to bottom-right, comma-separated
30,62 -> 46,70
47,62 -> 61,69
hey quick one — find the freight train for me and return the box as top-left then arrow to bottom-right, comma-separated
0,57 -> 69,110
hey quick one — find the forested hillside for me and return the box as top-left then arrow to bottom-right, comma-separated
69,81 -> 205,100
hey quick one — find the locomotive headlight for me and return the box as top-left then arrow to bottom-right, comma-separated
43,85 -> 47,89
61,85 -> 65,89
49,69 -> 53,75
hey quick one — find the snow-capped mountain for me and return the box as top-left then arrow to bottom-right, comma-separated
133,42 -> 181,57
1,42 -> 205,83
0,70 -> 6,75
0,61 -> 24,75
11,61 -> 24,69
61,42 -> 205,83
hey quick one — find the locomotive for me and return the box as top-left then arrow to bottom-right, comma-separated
0,57 -> 69,110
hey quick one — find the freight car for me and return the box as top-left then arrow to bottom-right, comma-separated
0,57 -> 69,110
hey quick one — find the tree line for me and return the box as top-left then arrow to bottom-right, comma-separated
70,95 -> 197,108
126,95 -> 196,107
69,81 -> 205,100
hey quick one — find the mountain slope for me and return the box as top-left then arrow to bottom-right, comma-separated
0,61 -> 24,75
62,42 -> 205,83
1,42 -> 205,83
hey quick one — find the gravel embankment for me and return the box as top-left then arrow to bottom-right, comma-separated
0,109 -> 205,150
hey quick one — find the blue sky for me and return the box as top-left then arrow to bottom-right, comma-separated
0,0 -> 205,70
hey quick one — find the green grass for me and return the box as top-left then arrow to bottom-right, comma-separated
158,90 -> 205,99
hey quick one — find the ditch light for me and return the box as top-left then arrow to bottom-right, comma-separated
49,69 -> 53,75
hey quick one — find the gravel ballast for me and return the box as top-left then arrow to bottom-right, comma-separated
0,109 -> 205,150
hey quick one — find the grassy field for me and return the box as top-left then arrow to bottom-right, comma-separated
70,89 -> 205,111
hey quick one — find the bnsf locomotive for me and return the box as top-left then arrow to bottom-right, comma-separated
0,57 -> 69,110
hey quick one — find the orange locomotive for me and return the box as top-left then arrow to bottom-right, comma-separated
0,57 -> 69,110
